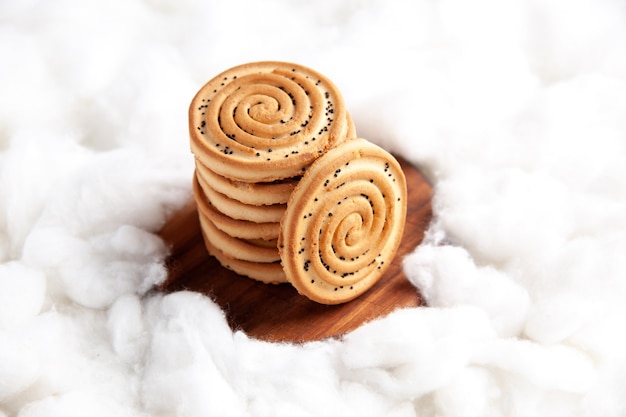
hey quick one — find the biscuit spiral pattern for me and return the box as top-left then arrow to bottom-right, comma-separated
279,139 -> 407,304
189,61 -> 350,182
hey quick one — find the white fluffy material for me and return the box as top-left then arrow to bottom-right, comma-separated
2,0 -> 626,415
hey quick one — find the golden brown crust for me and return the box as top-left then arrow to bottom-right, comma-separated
195,158 -> 297,206
193,174 -> 280,240
200,226 -> 287,285
345,112 -> 357,142
198,214 -> 280,263
189,61 -> 349,182
278,138 -> 407,304
196,168 -> 286,223
188,62 -> 408,301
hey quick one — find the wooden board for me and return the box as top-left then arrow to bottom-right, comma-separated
158,158 -> 432,343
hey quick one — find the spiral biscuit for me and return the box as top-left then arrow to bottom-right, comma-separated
196,169 -> 286,224
200,226 -> 287,284
193,174 -> 280,240
345,112 -> 357,144
278,138 -> 407,304
198,214 -> 280,263
189,61 -> 350,182
195,159 -> 297,206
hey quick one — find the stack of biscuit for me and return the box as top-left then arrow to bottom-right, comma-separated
189,61 -> 407,304
189,61 -> 355,285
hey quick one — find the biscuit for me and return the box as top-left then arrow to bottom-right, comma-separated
198,214 -> 280,263
188,62 -> 409,303
200,226 -> 287,285
195,158 -> 297,206
278,138 -> 407,304
344,112 -> 357,144
196,169 -> 286,224
189,61 -> 351,182
193,174 -> 280,240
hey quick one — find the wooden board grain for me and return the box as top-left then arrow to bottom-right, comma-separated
158,158 -> 432,343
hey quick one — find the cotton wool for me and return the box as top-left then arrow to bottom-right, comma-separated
3,0 -> 626,416
404,244 -> 530,338
0,262 -> 45,331
0,331 -> 40,403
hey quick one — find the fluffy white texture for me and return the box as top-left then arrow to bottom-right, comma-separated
2,0 -> 626,415
406,245 -> 530,337
140,292 -> 247,417
0,331 -> 40,403
0,262 -> 45,330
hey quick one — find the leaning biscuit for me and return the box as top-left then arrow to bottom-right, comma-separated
189,61 -> 350,182
278,138 -> 407,304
